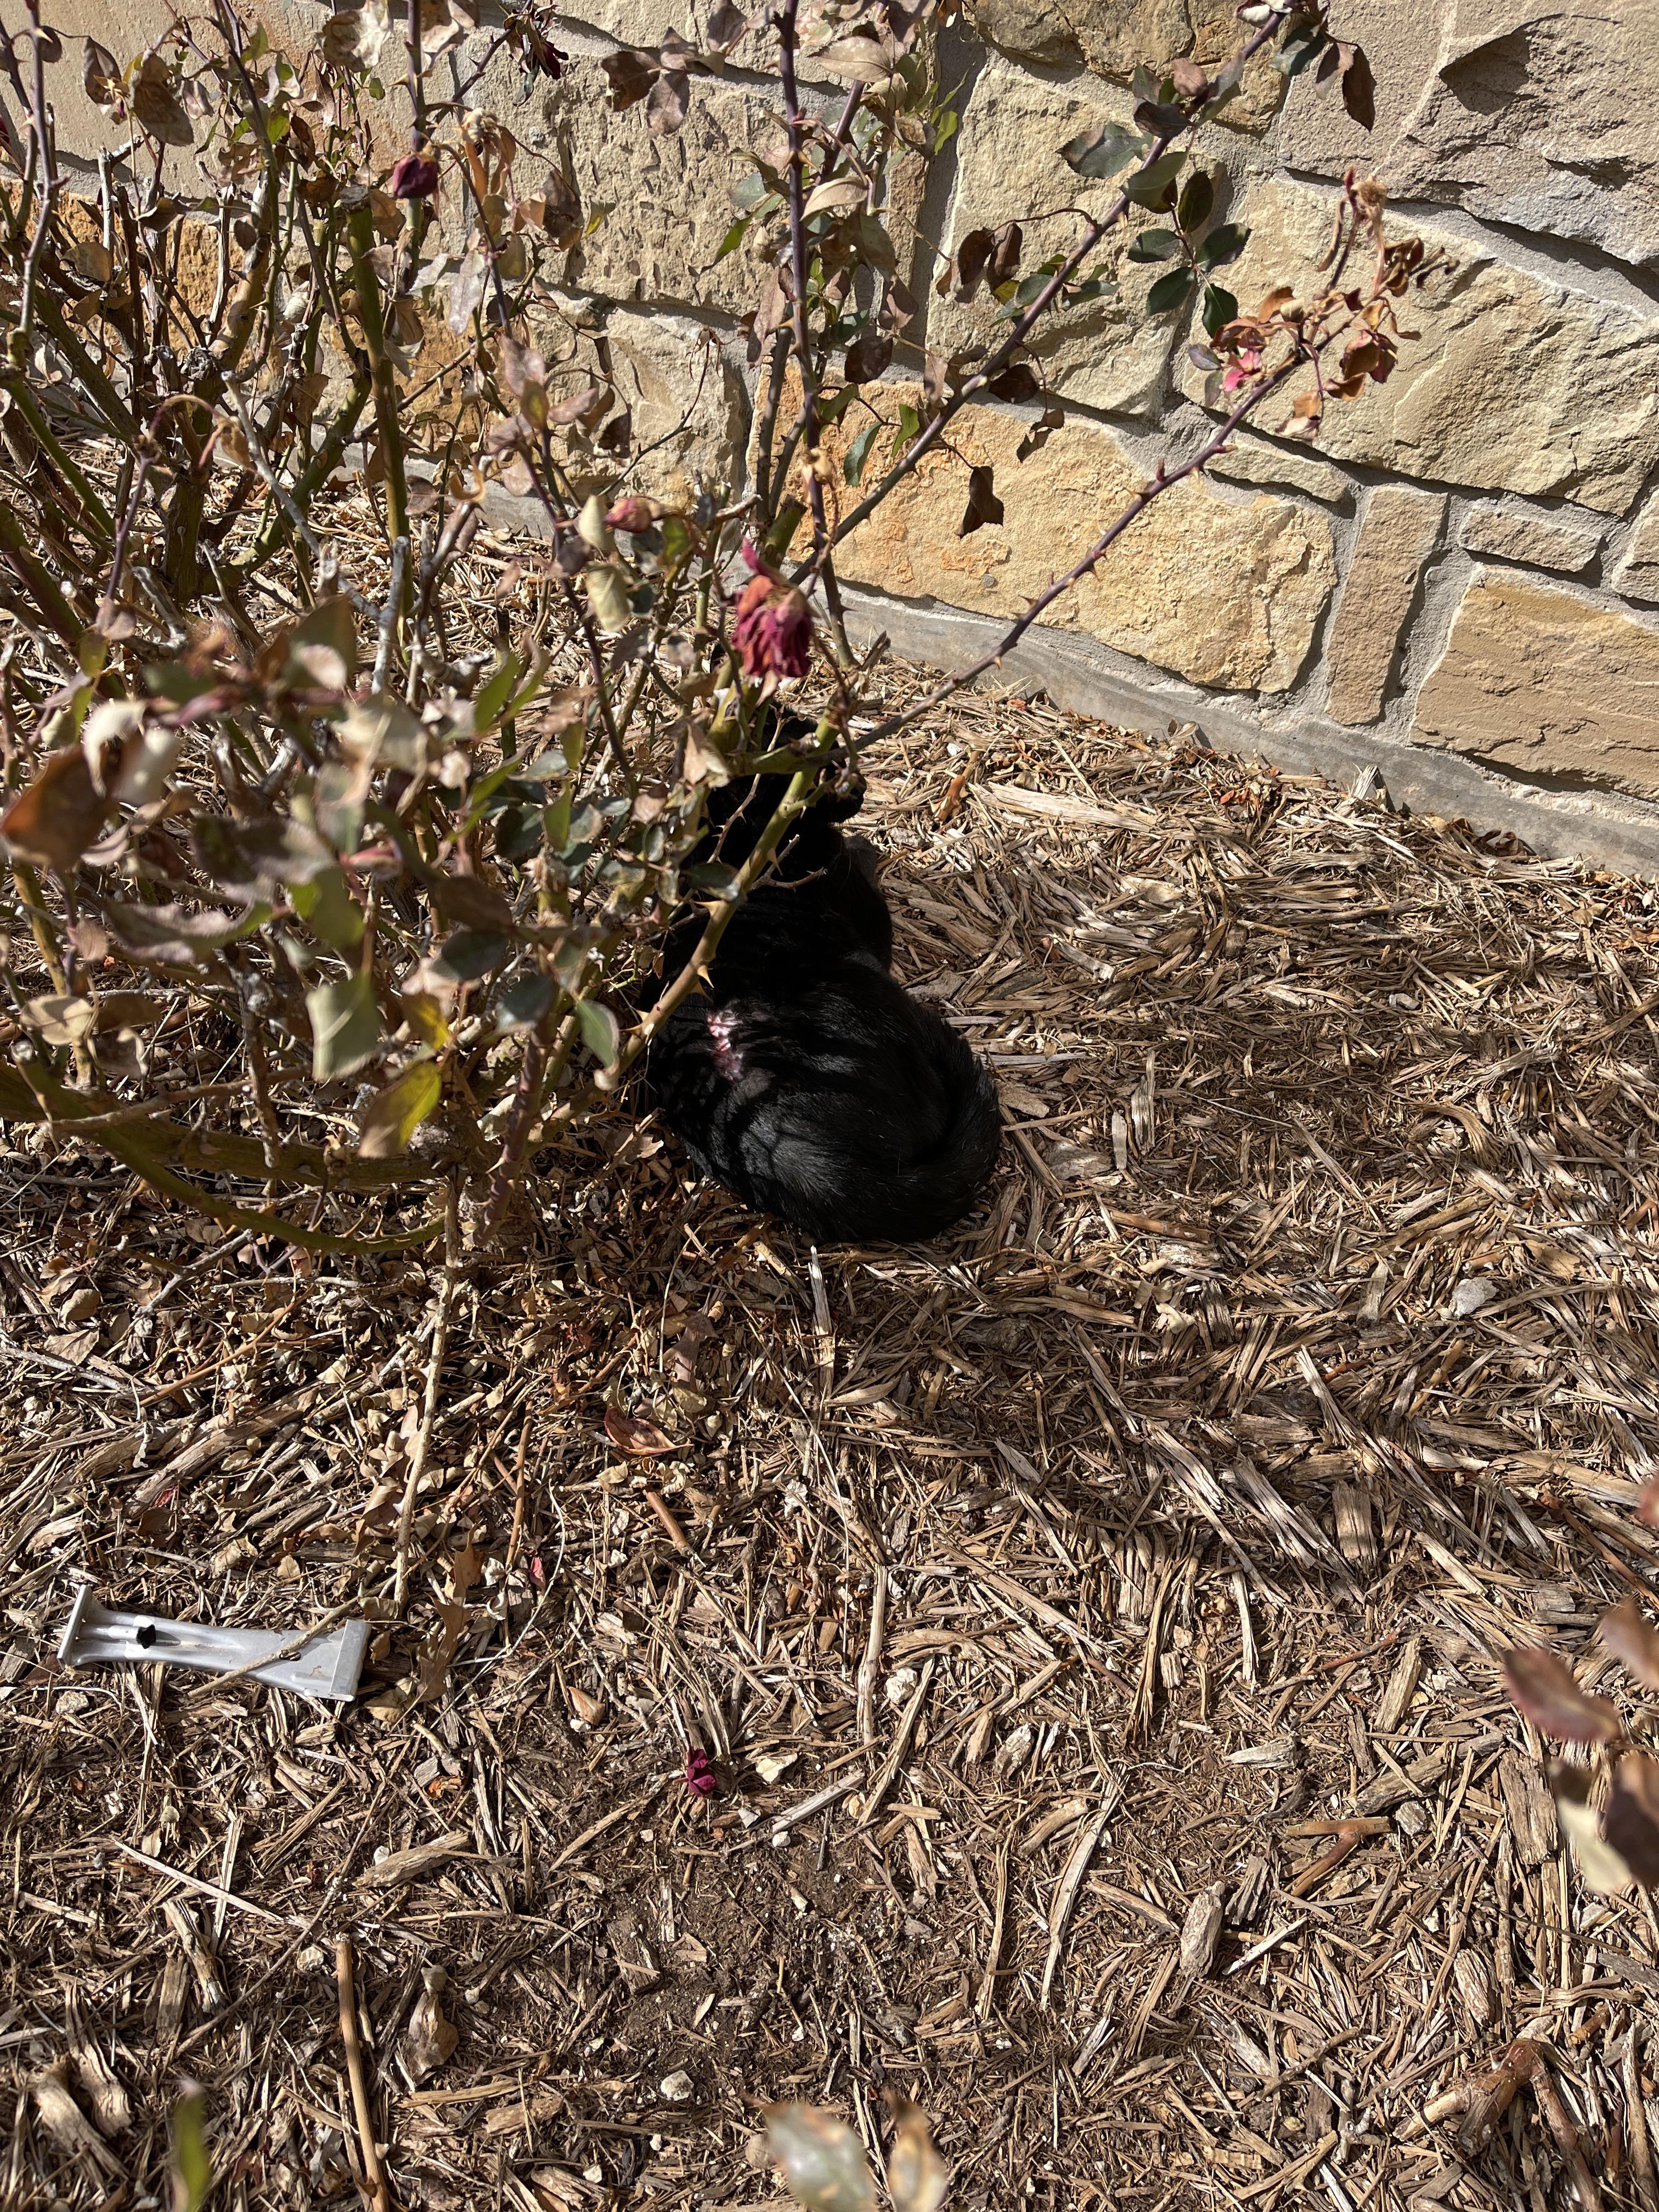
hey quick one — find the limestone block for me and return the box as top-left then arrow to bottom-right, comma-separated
533,61 -> 778,318
603,309 -> 748,503
964,0 -> 1284,131
823,386 -> 1335,693
1207,428 -> 1348,504
1190,179 -> 1659,514
1616,503 -> 1659,605
1461,506 -> 1603,574
1281,0 -> 1659,274
1413,573 -> 1659,791
1326,488 -> 1446,724
932,57 -> 1175,416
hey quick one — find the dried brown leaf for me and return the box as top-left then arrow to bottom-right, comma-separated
1501,1643 -> 1621,1745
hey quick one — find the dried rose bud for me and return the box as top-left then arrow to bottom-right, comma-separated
606,496 -> 657,535
390,149 -> 439,201
732,546 -> 813,688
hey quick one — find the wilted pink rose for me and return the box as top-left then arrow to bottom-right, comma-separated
733,563 -> 812,689
1222,346 -> 1262,394
607,496 -> 657,535
391,149 -> 439,200
686,1746 -> 715,1799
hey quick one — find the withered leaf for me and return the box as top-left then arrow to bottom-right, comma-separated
95,900 -> 266,969
432,874 -> 516,933
985,363 -> 1041,403
809,33 -> 894,83
1502,1642 -> 1622,1746
1168,57 -> 1209,99
1605,1750 -> 1659,1888
601,46 -> 658,109
647,67 -> 689,135
952,226 -> 994,299
887,2103 -> 947,2212
1598,1599 -> 1659,1694
1,745 -> 111,872
1549,1759 -> 1631,1894
843,328 -> 893,384
133,53 -> 194,147
958,464 -> 1004,538
83,37 -> 123,111
402,1967 -> 459,2084
764,2104 -> 876,2212
604,1406 -> 677,1458
1336,41 -> 1375,130
988,221 -> 1023,287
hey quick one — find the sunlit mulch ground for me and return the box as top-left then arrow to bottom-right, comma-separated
8,669 -> 1659,2212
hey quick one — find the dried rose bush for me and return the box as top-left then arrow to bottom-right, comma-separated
0,0 -> 1419,1252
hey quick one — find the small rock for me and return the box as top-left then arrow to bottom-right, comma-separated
659,2070 -> 695,2104
1451,1277 -> 1498,1318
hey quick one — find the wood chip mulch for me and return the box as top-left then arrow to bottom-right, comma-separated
7,667 -> 1659,2212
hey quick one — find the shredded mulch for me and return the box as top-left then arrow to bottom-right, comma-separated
7,667 -> 1659,2212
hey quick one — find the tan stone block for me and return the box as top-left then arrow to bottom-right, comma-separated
931,57 -> 1174,416
965,0 -> 1284,131
1325,487 -> 1444,724
540,63 -> 778,319
1281,0 -> 1659,275
1207,428 -> 1348,505
1616,501 -> 1659,605
1190,179 -> 1659,514
822,386 -> 1335,693
1413,573 -> 1659,790
1461,506 -> 1602,574
603,309 -> 748,504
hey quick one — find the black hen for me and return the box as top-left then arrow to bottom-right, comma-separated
644,768 -> 1000,1243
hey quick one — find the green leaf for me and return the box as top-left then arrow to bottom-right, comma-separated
658,514 -> 692,574
170,2090 -> 212,2212
933,106 -> 958,154
1061,121 -> 1140,179
493,802 -> 545,863
1124,151 -> 1185,208
1146,269 -> 1193,315
584,563 -> 633,634
291,864 -> 365,952
576,997 -> 619,1067
314,762 -> 366,855
1279,25 -> 1328,75
1177,171 -> 1214,233
714,215 -> 751,262
431,928 -> 509,982
844,420 -> 882,486
1197,222 -> 1248,268
1201,282 -> 1239,336
764,2105 -> 877,2212
685,860 -> 741,899
497,972 -> 555,1031
1125,226 -> 1181,263
357,1059 -> 441,1158
471,648 -> 522,738
280,595 -> 358,691
307,970 -> 381,1081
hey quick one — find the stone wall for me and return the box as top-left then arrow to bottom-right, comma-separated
29,0 -> 1659,867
